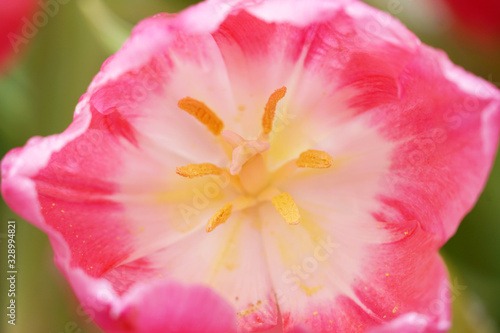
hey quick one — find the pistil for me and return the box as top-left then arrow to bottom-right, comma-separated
222,131 -> 270,175
238,153 -> 270,195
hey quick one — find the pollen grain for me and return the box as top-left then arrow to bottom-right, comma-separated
206,203 -> 233,232
178,97 -> 224,135
296,149 -> 333,169
176,163 -> 224,178
262,86 -> 287,134
272,192 -> 300,225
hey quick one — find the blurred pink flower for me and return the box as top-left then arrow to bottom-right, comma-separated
2,0 -> 500,332
441,0 -> 500,44
0,0 -> 40,73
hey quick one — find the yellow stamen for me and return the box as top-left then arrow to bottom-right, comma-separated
178,97 -> 224,135
206,203 -> 233,232
176,163 -> 224,178
272,192 -> 300,225
262,86 -> 287,134
296,149 -> 333,169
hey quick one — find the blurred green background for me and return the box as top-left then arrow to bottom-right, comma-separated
0,0 -> 499,332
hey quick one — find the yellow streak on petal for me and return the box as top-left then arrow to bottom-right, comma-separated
296,149 -> 333,169
176,163 -> 223,178
206,203 -> 233,232
211,220 -> 242,277
178,97 -> 224,135
299,282 -> 323,296
262,86 -> 287,134
272,192 -> 300,225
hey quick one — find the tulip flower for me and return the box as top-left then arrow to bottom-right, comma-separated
0,0 -> 40,72
2,0 -> 500,332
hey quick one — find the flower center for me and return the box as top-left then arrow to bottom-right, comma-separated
176,87 -> 333,232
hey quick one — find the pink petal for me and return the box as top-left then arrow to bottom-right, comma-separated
101,212 -> 278,332
369,48 -> 500,244
259,202 -> 451,332
114,282 -> 236,333
265,3 -> 500,244
2,102 -> 137,275
1,103 -> 238,332
60,255 -> 237,333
